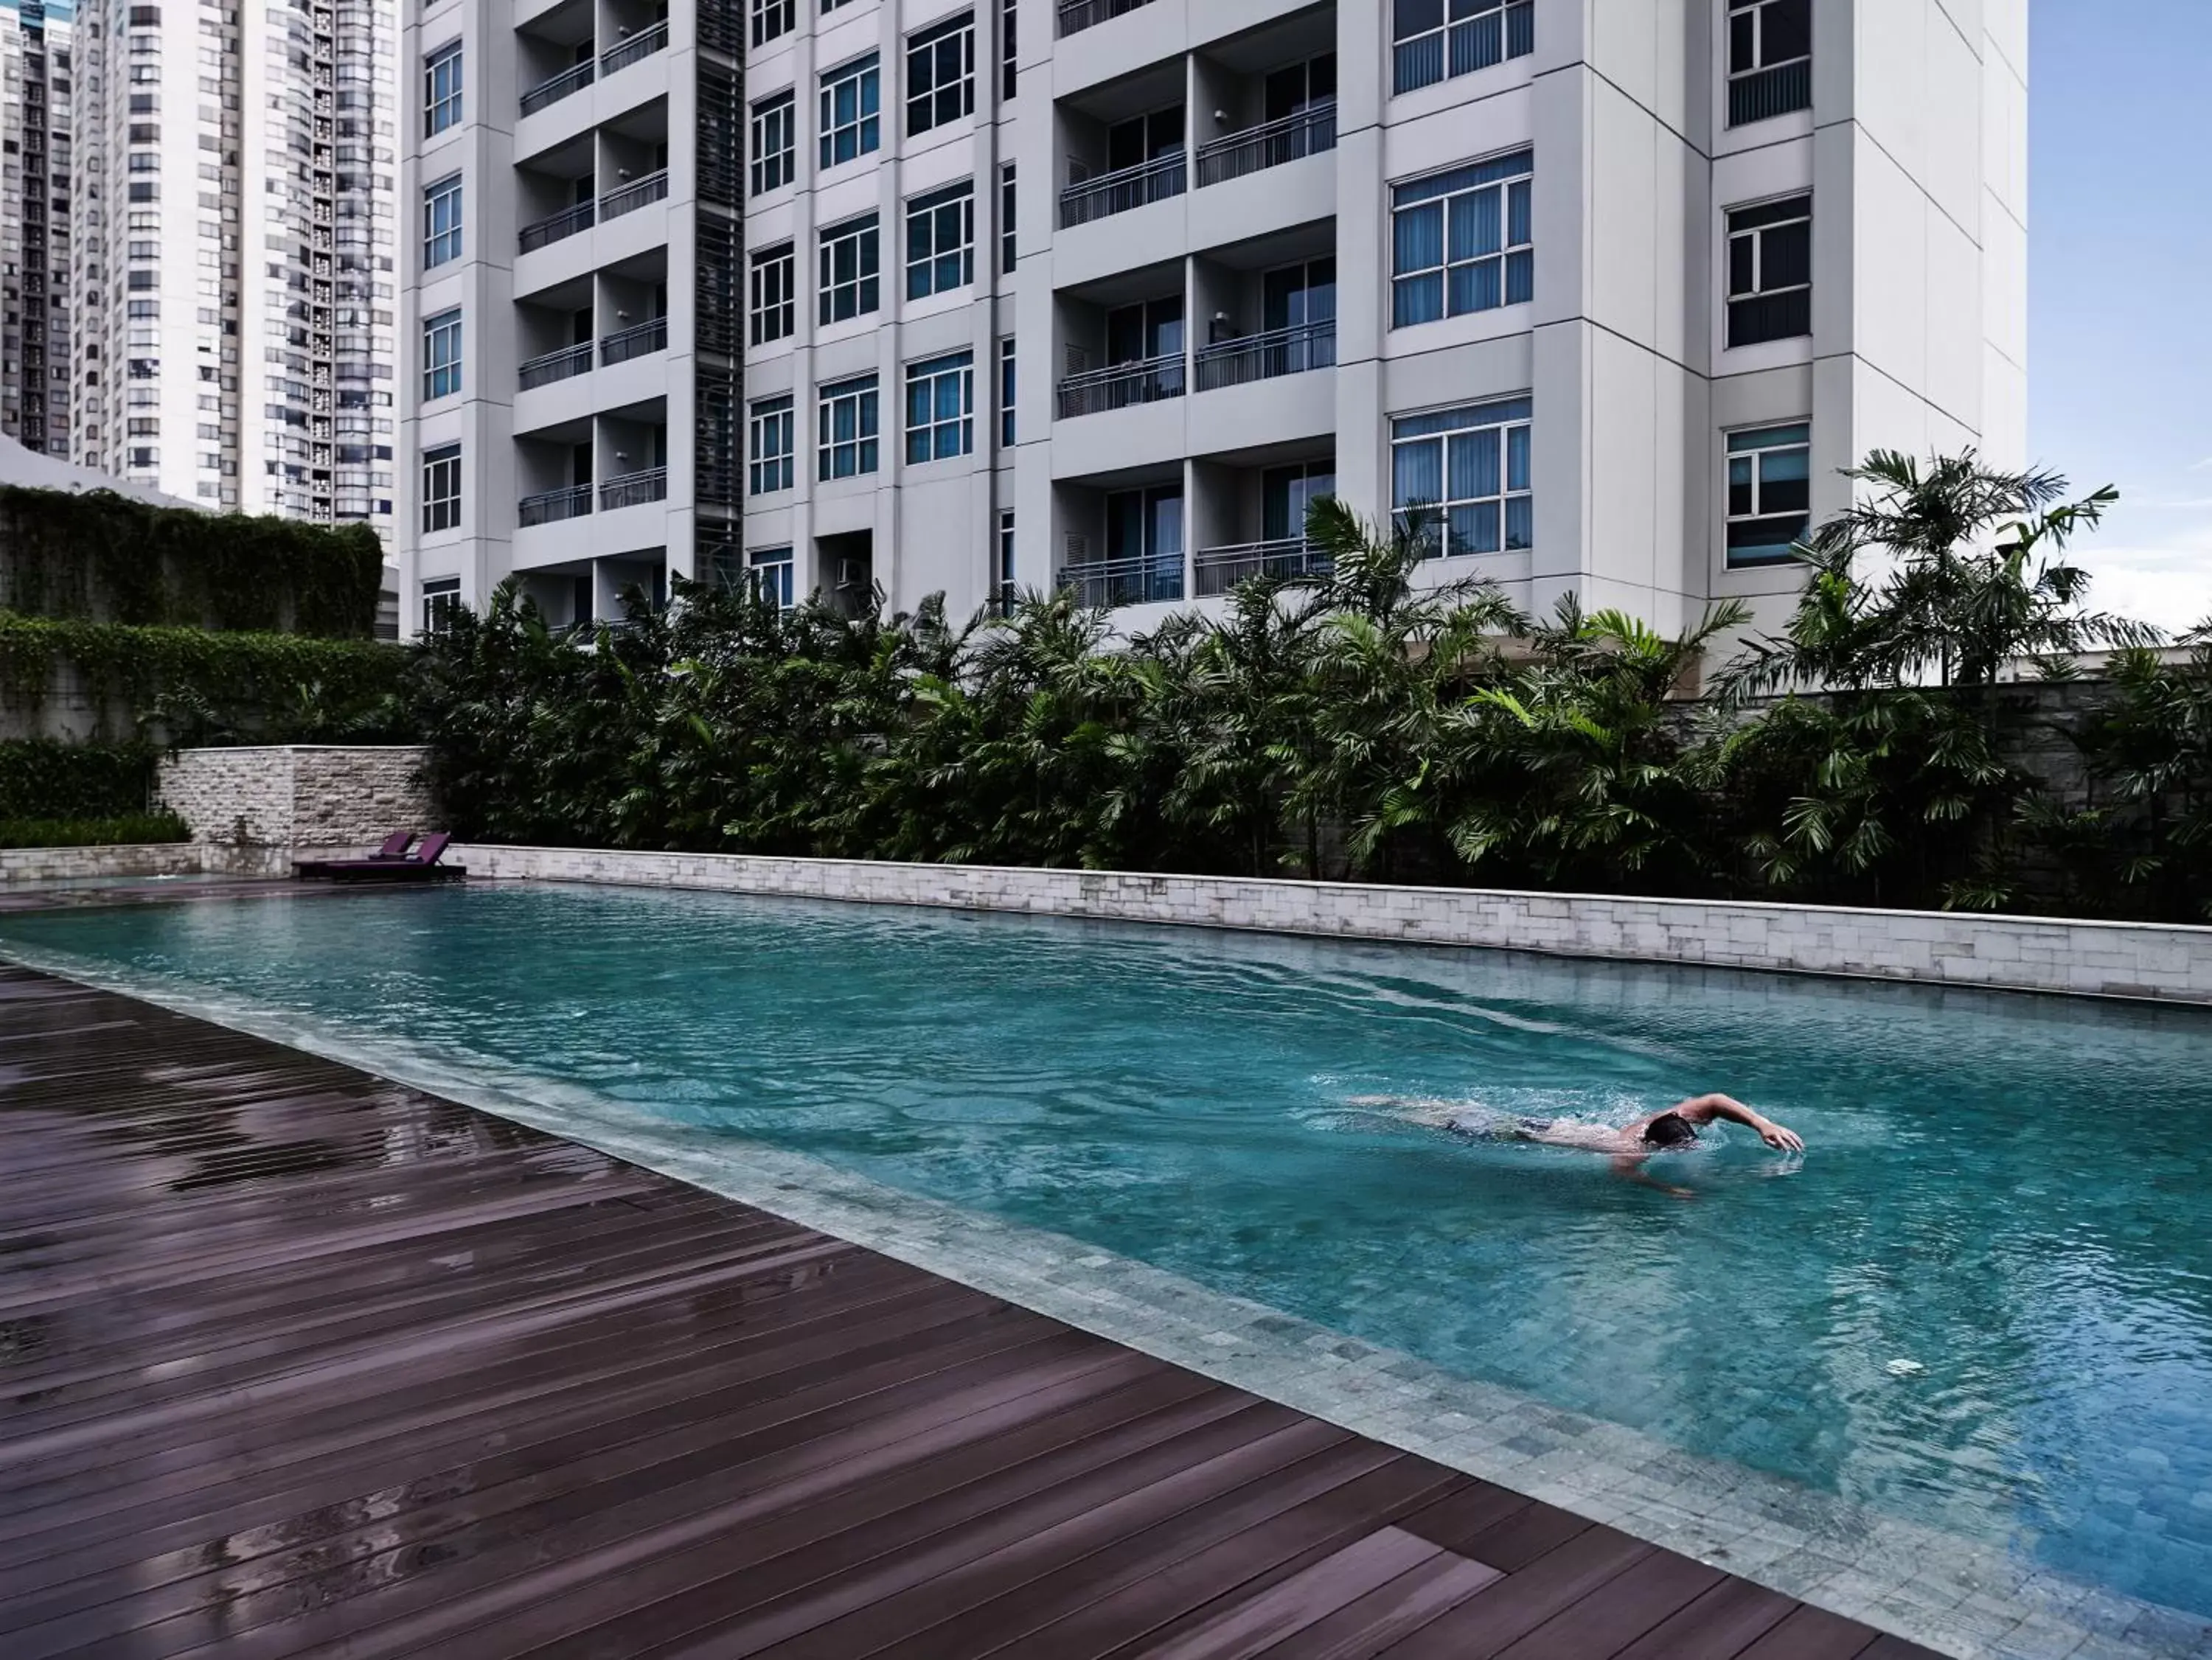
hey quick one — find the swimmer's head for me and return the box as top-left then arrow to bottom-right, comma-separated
1641,1112 -> 1698,1148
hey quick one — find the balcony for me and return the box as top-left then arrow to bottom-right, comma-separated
1193,538 -> 1329,598
1058,352 -> 1184,419
1057,0 -> 1155,37
519,483 -> 592,526
518,341 -> 592,390
599,169 -> 668,222
1193,319 -> 1335,394
1060,153 -> 1186,229
599,466 -> 667,510
519,200 -> 595,254
1196,105 -> 1337,188
1057,553 -> 1183,609
520,60 -> 594,118
599,316 -> 667,366
601,18 -> 668,75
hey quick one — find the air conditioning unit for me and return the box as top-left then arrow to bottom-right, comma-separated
835,555 -> 865,590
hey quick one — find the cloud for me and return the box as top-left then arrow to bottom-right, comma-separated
2080,516 -> 2212,632
2192,456 -> 2212,473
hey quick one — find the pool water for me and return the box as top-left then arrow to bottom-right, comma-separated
5,883 -> 2210,1616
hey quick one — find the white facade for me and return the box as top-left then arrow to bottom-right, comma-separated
68,0 -> 398,534
400,0 -> 2026,638
0,0 -> 73,457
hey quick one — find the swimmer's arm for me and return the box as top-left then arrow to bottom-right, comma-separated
1610,1156 -> 1694,1199
1675,1093 -> 1804,1152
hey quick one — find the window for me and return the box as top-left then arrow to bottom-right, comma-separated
905,181 -> 973,301
1265,461 -> 1336,540
750,546 -> 795,609
818,215 -> 880,324
1725,422 -> 1811,565
421,442 -> 461,532
748,394 -> 794,494
818,374 -> 879,480
422,307 -> 461,400
422,173 -> 462,268
905,351 -> 973,464
751,90 -> 794,195
1390,396 -> 1531,557
1391,150 -> 1532,327
751,0 -> 792,49
1728,0 -> 1812,127
998,335 -> 1016,447
1725,194 -> 1811,346
423,41 -> 462,137
1001,0 -> 1018,100
996,509 -> 1016,612
819,55 -> 880,170
1000,164 -> 1017,273
750,243 -> 795,344
1393,0 -> 1534,96
907,13 -> 974,136
420,576 -> 462,634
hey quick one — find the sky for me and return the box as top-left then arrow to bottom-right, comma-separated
2028,0 -> 2212,630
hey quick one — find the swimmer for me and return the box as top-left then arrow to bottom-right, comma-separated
1506,1094 -> 1804,1156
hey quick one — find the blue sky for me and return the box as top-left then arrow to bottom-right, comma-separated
2030,0 -> 2212,627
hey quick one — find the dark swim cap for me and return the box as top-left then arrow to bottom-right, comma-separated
1642,1112 -> 1699,1148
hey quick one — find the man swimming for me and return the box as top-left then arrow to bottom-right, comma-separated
1506,1093 -> 1804,1156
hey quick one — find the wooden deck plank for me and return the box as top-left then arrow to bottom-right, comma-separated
0,961 -> 1941,1660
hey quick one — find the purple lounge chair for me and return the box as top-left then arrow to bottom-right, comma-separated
367,831 -> 417,861
296,832 -> 464,883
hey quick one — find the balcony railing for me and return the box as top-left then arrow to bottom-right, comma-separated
1057,0 -> 1155,37
1057,352 -> 1184,419
600,315 -> 667,365
599,169 -> 668,221
518,198 -> 594,253
1059,152 -> 1186,229
1728,57 -> 1812,127
1058,553 -> 1183,609
600,18 -> 668,75
518,483 -> 592,526
519,59 -> 593,117
1194,538 -> 1331,598
1194,320 -> 1335,394
1195,104 -> 1337,188
599,466 -> 667,510
518,341 -> 593,389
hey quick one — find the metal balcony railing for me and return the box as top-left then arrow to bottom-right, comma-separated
1728,57 -> 1812,127
600,315 -> 667,365
1057,352 -> 1184,419
1195,104 -> 1337,188
520,59 -> 593,117
1194,320 -> 1335,394
518,198 -> 594,252
518,483 -> 592,526
1059,152 -> 1186,229
518,341 -> 592,389
1194,538 -> 1331,598
1057,0 -> 1155,37
1057,553 -> 1183,609
599,169 -> 668,220
599,466 -> 667,510
600,19 -> 668,74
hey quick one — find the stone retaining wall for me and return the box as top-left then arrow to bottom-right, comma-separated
0,842 -> 289,883
157,746 -> 434,851
448,843 -> 2212,1005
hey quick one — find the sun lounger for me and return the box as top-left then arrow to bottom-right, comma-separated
296,832 -> 464,882
367,831 -> 417,860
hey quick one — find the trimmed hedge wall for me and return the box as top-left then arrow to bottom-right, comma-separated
0,739 -> 158,817
0,486 -> 383,638
0,813 -> 190,850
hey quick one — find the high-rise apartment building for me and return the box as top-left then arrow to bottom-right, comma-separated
1,0 -> 74,458
69,0 -> 398,532
398,0 -> 2026,640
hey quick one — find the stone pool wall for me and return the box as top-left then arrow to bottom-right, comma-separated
448,844 -> 2212,1005
157,746 -> 434,852
0,842 -> 289,883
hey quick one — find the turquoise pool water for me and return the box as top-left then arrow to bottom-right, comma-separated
4,883 -> 2210,1616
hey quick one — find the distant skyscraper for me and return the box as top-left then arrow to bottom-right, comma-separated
68,0 -> 398,537
0,0 -> 74,457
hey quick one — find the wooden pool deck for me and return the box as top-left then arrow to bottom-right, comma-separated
0,958 -> 1936,1660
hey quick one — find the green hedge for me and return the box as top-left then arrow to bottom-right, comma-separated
0,739 -> 158,817
0,485 -> 382,638
0,812 -> 189,849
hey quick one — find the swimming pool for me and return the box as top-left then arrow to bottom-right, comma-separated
4,882 -> 2208,1626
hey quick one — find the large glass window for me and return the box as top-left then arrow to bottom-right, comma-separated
1728,0 -> 1812,127
422,174 -> 462,268
905,181 -> 973,300
1390,396 -> 1532,557
907,13 -> 974,136
1265,461 -> 1335,541
818,215 -> 880,324
423,41 -> 462,137
421,443 -> 462,532
1000,164 -> 1017,273
751,89 -> 794,195
750,546 -> 795,608
1725,422 -> 1812,565
752,0 -> 792,49
905,351 -> 974,464
420,576 -> 462,635
1001,0 -> 1018,101
998,335 -> 1016,447
819,55 -> 881,170
818,374 -> 880,480
1725,194 -> 1812,346
748,394 -> 794,495
422,308 -> 461,401
1391,150 -> 1531,327
1102,487 -> 1184,604
750,243 -> 795,344
1392,0 -> 1534,97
